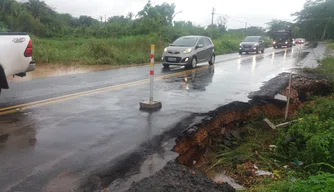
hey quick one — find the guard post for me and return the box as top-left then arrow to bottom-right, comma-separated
139,44 -> 162,111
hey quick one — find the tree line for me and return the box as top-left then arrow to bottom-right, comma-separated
1,0 -> 333,41
266,0 -> 334,40
0,0 -> 232,40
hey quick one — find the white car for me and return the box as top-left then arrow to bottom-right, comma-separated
0,32 -> 35,94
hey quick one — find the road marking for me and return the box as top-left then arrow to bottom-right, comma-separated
0,49 -> 291,116
0,65 -> 212,115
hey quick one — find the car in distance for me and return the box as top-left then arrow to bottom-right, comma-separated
239,36 -> 265,54
162,36 -> 215,69
295,38 -> 305,44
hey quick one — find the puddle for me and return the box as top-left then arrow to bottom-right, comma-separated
207,171 -> 245,190
108,139 -> 178,192
7,63 -> 146,82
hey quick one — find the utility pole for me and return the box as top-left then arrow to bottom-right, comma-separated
211,8 -> 215,39
245,22 -> 247,36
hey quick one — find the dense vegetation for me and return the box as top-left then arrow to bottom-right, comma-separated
1,0 -> 334,65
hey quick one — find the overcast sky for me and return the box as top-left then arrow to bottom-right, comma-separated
44,0 -> 306,29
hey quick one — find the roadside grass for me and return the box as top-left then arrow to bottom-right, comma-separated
33,35 -> 165,65
327,41 -> 334,50
206,95 -> 334,191
213,33 -> 245,55
248,173 -> 334,192
33,34 -> 245,65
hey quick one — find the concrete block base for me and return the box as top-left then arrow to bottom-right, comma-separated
139,100 -> 162,111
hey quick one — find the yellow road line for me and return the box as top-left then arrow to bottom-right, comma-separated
0,65 -> 209,115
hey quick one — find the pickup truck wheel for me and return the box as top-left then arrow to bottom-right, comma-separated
163,64 -> 170,68
209,54 -> 215,65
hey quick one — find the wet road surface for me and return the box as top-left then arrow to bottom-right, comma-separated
0,43 -> 326,191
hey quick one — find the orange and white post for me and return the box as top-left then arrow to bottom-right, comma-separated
139,44 -> 162,110
149,44 -> 155,102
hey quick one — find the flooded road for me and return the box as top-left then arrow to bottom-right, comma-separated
0,43 -> 326,191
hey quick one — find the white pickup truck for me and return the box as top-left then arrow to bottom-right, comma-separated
0,32 -> 35,94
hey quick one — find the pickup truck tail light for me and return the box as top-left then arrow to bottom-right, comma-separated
24,39 -> 33,57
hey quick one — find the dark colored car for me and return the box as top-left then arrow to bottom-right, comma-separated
239,36 -> 265,54
161,36 -> 215,69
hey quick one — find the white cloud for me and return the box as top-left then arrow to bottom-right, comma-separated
44,0 -> 306,29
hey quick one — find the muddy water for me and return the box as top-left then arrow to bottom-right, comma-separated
7,63 -> 145,82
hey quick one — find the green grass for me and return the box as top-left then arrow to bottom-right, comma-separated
33,35 -> 165,65
249,173 -> 334,192
33,34 -> 246,65
328,41 -> 334,50
213,33 -> 245,55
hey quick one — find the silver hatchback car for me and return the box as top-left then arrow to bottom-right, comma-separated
161,36 -> 215,69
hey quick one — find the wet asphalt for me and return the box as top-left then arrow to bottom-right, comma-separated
0,43 -> 327,192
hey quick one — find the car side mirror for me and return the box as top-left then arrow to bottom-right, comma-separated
196,44 -> 204,48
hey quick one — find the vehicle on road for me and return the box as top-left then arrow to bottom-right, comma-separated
292,39 -> 296,46
239,36 -> 265,55
0,32 -> 35,94
295,38 -> 305,44
161,35 -> 215,69
272,29 -> 293,48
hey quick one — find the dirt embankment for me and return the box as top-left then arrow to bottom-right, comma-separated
173,72 -> 331,167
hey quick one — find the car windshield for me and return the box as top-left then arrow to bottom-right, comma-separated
243,37 -> 260,42
171,37 -> 198,47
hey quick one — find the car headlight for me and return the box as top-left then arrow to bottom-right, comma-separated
285,41 -> 288,44
254,43 -> 259,46
239,43 -> 242,46
183,48 -> 192,54
273,41 -> 276,44
164,48 -> 168,53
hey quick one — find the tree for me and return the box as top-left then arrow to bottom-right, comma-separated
266,19 -> 293,37
24,0 -> 48,21
292,0 -> 334,40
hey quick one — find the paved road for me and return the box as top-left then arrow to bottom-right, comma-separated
0,43 -> 326,192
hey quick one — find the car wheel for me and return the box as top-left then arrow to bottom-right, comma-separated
209,54 -> 215,65
261,49 -> 264,53
239,51 -> 242,55
186,57 -> 197,69
191,57 -> 197,68
246,52 -> 249,54
256,49 -> 259,54
163,64 -> 170,68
